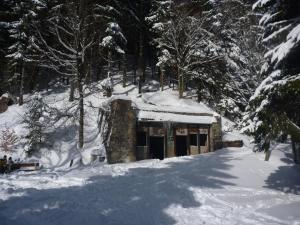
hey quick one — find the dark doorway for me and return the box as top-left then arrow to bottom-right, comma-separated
176,136 -> 187,156
149,137 -> 164,160
200,134 -> 208,146
137,131 -> 147,146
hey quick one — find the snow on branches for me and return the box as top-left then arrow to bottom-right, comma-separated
0,127 -> 19,153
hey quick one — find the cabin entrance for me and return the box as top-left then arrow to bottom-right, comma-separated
175,136 -> 188,156
149,137 -> 164,160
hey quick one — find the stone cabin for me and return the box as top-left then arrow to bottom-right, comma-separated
103,99 -> 222,164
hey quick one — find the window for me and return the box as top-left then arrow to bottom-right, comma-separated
189,134 -> 198,146
137,131 -> 147,146
199,134 -> 207,146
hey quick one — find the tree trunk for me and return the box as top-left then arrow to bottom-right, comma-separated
177,67 -> 183,98
264,150 -> 271,161
138,32 -> 144,83
197,89 -> 201,103
107,51 -> 112,78
28,63 -> 39,92
133,43 -> 138,85
139,0 -> 145,82
122,54 -> 127,88
151,63 -> 155,78
19,63 -> 24,106
286,119 -> 300,142
160,64 -> 164,91
138,78 -> 142,94
103,51 -> 113,97
137,37 -> 143,94
78,78 -> 84,149
285,118 -> 300,163
292,139 -> 300,164
69,77 -> 75,102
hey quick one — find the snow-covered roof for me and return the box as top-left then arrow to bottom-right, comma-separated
135,92 -> 216,115
138,110 -> 217,124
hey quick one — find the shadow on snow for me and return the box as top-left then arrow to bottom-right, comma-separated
0,150 -> 237,225
264,143 -> 300,195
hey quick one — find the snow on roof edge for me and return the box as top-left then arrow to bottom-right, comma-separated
138,110 -> 217,124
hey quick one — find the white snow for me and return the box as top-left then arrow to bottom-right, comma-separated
101,35 -> 113,47
250,69 -> 281,101
265,23 -> 300,66
0,75 -> 218,168
253,0 -> 272,10
138,111 -> 217,124
0,74 -> 300,225
0,142 -> 299,225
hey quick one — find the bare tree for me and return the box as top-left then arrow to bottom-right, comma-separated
35,1 -> 108,149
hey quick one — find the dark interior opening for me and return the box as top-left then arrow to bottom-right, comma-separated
200,134 -> 207,146
175,136 -> 187,156
137,131 -> 147,146
149,137 -> 164,160
189,134 -> 198,146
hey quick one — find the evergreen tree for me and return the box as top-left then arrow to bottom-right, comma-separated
0,0 -> 13,96
244,0 -> 300,162
5,0 -> 45,105
206,0 -> 264,120
23,93 -> 48,156
148,1 -> 225,99
112,0 -> 153,85
101,22 -> 127,95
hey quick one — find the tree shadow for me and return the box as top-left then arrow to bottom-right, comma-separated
264,144 -> 300,195
0,150 -> 237,225
40,124 -> 78,168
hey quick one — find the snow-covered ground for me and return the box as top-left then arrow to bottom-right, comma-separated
0,143 -> 300,225
1,75 -> 300,225
0,74 -> 222,168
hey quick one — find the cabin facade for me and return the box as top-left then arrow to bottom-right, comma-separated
102,99 -> 222,164
136,110 -> 222,161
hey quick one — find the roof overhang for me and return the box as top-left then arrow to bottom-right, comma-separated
138,110 -> 217,125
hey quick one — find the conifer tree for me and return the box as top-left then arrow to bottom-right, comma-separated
5,0 -> 45,105
101,22 -> 127,95
23,93 -> 48,156
244,0 -> 300,162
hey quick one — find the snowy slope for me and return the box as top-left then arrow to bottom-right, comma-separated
1,74 -> 299,225
0,143 -> 299,225
0,75 -> 220,168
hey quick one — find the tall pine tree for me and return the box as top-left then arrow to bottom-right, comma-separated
245,0 -> 300,162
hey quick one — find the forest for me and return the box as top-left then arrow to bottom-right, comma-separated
0,1 -> 300,224
0,0 -> 299,160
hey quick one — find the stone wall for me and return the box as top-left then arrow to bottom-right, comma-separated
104,99 -> 137,164
101,99 -> 224,163
210,116 -> 223,151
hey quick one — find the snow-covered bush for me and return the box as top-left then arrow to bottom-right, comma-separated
100,77 -> 114,97
23,94 -> 49,156
217,98 -> 241,122
0,127 -> 19,152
